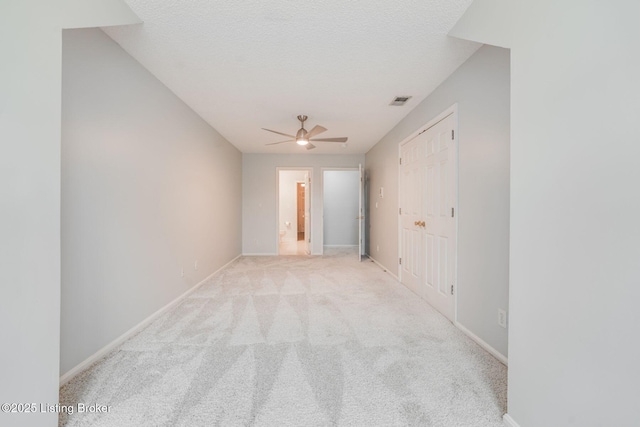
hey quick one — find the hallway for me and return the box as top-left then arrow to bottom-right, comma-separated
59,249 -> 506,426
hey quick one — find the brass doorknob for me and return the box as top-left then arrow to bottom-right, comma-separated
419,221 -> 426,227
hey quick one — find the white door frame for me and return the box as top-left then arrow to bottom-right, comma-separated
319,167 -> 360,255
276,167 -> 313,255
397,104 -> 459,321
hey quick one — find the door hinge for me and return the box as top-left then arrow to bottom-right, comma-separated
399,157 -> 402,165
399,207 -> 402,215
399,258 -> 402,265
451,284 -> 454,295
451,130 -> 455,140
451,207 -> 454,218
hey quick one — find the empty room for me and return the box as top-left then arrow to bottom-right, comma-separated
2,1 -> 639,427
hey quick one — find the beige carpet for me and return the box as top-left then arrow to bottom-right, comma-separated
59,248 -> 507,426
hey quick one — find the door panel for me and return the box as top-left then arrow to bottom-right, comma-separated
400,112 -> 456,321
297,183 -> 305,237
423,114 -> 455,319
400,136 -> 425,295
358,164 -> 363,261
304,172 -> 310,254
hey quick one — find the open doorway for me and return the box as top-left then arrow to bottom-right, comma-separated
277,169 -> 311,255
322,168 -> 361,257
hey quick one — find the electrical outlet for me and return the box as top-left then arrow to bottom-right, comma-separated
377,245 -> 380,252
194,260 -> 198,271
498,309 -> 507,328
181,267 -> 184,277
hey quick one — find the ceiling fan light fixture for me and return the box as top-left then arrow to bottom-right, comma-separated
295,127 -> 308,145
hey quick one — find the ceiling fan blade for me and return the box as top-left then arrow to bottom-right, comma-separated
305,143 -> 316,150
265,139 -> 294,146
305,125 -> 327,139
262,128 -> 296,139
309,137 -> 348,143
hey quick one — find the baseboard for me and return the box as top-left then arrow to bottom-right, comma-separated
323,245 -> 358,248
455,321 -> 508,366
503,414 -> 521,427
59,254 -> 241,386
367,255 -> 400,281
242,252 -> 278,256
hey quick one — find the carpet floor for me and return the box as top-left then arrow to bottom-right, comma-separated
59,248 -> 507,426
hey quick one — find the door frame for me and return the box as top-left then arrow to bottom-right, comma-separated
397,103 -> 459,321
319,167 -> 361,255
276,167 -> 313,255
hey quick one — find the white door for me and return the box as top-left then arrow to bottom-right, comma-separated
399,112 -> 456,321
423,114 -> 456,320
304,172 -> 311,255
399,138 -> 426,295
358,164 -> 364,261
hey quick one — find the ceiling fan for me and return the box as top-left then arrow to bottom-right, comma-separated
262,115 -> 348,150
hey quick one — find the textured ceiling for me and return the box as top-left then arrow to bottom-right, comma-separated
104,0 -> 480,154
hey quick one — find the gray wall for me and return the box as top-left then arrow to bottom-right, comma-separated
60,28 -> 242,375
501,2 -> 640,425
0,3 -> 139,426
243,154 -> 364,255
365,45 -> 510,358
323,170 -> 360,246
0,12 -> 63,427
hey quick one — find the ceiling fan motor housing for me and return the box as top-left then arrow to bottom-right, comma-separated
296,115 -> 309,144
296,128 -> 307,139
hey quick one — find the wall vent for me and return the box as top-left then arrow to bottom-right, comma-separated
389,96 -> 412,106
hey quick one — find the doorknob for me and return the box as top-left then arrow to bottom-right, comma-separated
420,221 -> 426,227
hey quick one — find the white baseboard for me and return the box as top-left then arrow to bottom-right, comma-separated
242,253 -> 278,256
323,245 -> 358,248
455,321 -> 508,366
367,255 -> 400,281
59,254 -> 241,386
503,414 -> 521,427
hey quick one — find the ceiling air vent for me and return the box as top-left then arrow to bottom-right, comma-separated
389,96 -> 412,106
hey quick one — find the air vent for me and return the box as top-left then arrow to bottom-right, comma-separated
389,96 -> 412,106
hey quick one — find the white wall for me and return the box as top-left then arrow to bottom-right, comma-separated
243,154 -> 364,255
323,170 -> 360,246
60,28 -> 242,375
0,3 -> 138,426
454,1 -> 640,425
365,45 -> 510,357
278,170 -> 307,242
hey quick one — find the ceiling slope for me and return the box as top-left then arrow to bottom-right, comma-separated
103,0 -> 480,153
